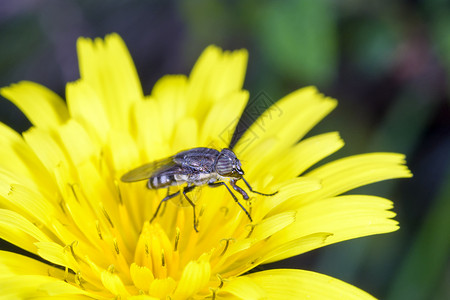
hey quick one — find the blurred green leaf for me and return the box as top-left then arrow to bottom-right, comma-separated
387,161 -> 450,300
178,0 -> 230,54
315,85 -> 436,295
429,9 -> 450,97
346,17 -> 400,79
369,88 -> 437,155
0,14 -> 44,76
254,0 -> 337,86
434,263 -> 450,300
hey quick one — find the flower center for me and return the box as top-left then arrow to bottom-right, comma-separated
133,222 -> 179,280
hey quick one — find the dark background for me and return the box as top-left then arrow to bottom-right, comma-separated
0,1 -> 449,299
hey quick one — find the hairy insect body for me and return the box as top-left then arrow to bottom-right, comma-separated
121,147 -> 277,232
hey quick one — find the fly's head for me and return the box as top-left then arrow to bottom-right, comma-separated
215,148 -> 244,179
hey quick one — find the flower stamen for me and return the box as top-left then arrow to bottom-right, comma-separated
96,220 -> 103,240
219,238 -> 235,257
174,227 -> 180,252
216,274 -> 225,288
64,266 -> 69,282
8,184 -> 14,196
245,223 -> 256,239
220,206 -> 229,217
68,183 -> 80,203
114,179 -> 123,205
199,205 -> 205,218
107,265 -> 115,273
100,203 -> 114,228
64,240 -> 80,264
58,198 -> 67,215
113,238 -> 120,255
75,271 -> 85,289
248,198 -> 253,217
161,249 -> 166,267
209,287 -> 218,300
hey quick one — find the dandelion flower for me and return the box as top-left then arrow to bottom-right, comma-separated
0,34 -> 411,299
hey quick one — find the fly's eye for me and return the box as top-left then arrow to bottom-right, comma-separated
216,155 -> 233,175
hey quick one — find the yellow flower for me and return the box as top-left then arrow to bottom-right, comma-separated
0,34 -> 411,299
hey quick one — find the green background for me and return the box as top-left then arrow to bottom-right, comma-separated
1,1 -> 449,299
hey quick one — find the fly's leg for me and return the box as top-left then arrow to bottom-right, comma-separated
229,180 -> 249,200
150,190 -> 180,224
208,181 -> 253,222
241,177 -> 278,196
181,185 -> 198,232
159,187 -> 171,217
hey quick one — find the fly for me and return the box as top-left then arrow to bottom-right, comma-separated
121,147 -> 278,232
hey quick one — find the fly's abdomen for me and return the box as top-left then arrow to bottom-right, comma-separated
147,174 -> 177,189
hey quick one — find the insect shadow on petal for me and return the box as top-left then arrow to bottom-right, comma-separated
121,147 -> 278,232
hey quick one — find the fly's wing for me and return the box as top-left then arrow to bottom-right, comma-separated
121,156 -> 176,182
173,147 -> 219,172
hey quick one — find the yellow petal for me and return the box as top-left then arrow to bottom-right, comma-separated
100,266 -> 131,298
148,277 -> 176,299
222,233 -> 332,277
256,177 -> 322,217
38,279 -> 91,297
0,275 -> 89,298
255,233 -> 334,268
0,209 -> 51,254
246,269 -> 376,300
77,33 -> 143,131
66,81 -> 110,145
129,296 -> 160,300
215,211 -> 297,267
104,130 -> 140,175
130,263 -> 154,292
22,127 -> 69,175
35,242 -> 79,271
57,120 -> 97,166
0,123 -> 52,192
131,99 -> 167,160
0,183 -> 56,229
172,117 -> 199,152
188,46 -> 248,116
248,211 -> 296,243
0,81 -> 68,130
276,152 -> 412,212
199,90 -> 248,147
172,253 -> 211,299
268,132 -> 344,184
150,75 -> 188,143
217,276 -> 266,300
0,250 -> 66,279
307,152 -> 412,197
237,137 -> 279,182
265,195 -> 398,263
235,86 -> 337,160
9,295 -> 90,300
